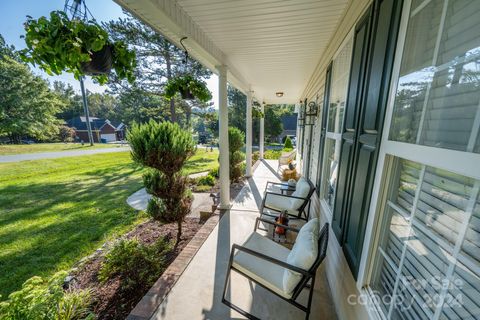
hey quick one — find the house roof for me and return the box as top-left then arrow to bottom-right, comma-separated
66,117 -> 121,131
281,114 -> 297,131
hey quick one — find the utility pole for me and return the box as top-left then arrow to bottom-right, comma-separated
79,76 -> 94,146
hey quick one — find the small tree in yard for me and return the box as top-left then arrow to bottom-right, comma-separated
128,120 -> 195,245
284,136 -> 293,150
59,125 -> 75,142
228,127 -> 245,181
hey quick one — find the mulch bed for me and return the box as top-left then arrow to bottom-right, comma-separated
70,218 -> 204,320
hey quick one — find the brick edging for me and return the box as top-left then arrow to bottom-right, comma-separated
127,215 -> 220,320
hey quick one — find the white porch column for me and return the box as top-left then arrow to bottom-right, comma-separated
259,103 -> 265,159
217,65 -> 230,208
245,90 -> 253,177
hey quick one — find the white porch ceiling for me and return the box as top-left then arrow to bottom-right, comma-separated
115,0 -> 349,103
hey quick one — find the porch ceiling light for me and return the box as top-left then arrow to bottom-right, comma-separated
276,92 -> 284,97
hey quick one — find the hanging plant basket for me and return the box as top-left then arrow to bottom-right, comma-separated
180,87 -> 195,100
164,74 -> 212,102
80,44 -> 113,75
20,11 -> 136,84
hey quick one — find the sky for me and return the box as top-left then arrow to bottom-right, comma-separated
0,0 -> 219,106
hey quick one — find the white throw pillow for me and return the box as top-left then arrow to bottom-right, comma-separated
290,178 -> 311,209
282,222 -> 318,295
297,218 -> 320,239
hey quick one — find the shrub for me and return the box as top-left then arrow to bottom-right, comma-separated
0,271 -> 93,320
284,136 -> 293,149
208,167 -> 219,178
99,237 -> 172,293
228,127 -> 245,181
264,149 -> 282,160
252,151 -> 260,163
58,126 -> 75,143
197,174 -> 216,186
146,197 -> 165,221
128,121 -> 195,244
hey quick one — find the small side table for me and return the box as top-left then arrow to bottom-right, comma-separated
280,183 -> 296,195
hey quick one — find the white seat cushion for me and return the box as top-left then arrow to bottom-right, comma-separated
264,193 -> 299,215
282,219 -> 319,295
233,232 -> 293,299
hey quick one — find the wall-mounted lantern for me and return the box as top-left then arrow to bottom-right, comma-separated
298,98 -> 318,127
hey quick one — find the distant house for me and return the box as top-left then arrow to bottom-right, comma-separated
278,114 -> 297,143
66,117 -> 126,143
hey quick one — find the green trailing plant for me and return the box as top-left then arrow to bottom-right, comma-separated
228,127 -> 245,181
128,120 -> 195,244
0,271 -> 93,320
197,174 -> 216,187
20,11 -> 136,84
99,237 -> 172,293
164,74 -> 212,102
208,167 -> 219,178
284,136 -> 293,149
252,151 -> 260,163
252,105 -> 264,118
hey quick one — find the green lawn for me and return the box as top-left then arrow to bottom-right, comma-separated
0,143 -> 122,155
183,148 -> 219,174
0,149 -> 218,299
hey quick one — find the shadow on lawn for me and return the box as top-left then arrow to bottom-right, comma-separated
0,163 -> 144,298
183,157 -> 217,170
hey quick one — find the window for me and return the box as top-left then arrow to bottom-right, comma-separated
369,157 -> 479,319
389,0 -> 480,153
366,1 -> 480,319
319,35 -> 353,212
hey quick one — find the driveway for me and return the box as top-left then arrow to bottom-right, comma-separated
0,147 -> 130,163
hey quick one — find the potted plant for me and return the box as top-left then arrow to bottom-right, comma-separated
164,74 -> 212,102
20,11 -> 136,84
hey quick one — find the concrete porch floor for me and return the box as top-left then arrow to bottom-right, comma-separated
150,160 -> 337,320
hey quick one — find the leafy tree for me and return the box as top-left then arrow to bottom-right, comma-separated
228,85 -> 260,144
0,34 -> 18,61
0,57 -> 65,143
104,14 -> 212,124
128,121 -> 195,245
53,81 -> 83,121
87,92 -> 119,121
116,86 -> 168,125
228,127 -> 245,181
264,106 -> 283,142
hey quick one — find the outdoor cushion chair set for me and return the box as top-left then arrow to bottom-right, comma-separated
222,176 -> 329,320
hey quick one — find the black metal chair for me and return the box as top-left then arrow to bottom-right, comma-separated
222,218 -> 329,320
260,178 -> 316,223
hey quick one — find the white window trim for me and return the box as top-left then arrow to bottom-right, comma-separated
357,0 -> 480,319
318,29 -> 354,217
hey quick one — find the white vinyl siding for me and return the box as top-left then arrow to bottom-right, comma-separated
388,0 -> 480,153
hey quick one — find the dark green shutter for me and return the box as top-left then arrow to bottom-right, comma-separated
332,7 -> 373,241
331,0 -> 403,278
